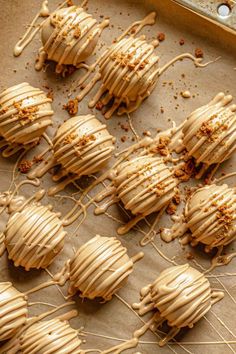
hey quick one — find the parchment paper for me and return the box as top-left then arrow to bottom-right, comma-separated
0,0 -> 236,353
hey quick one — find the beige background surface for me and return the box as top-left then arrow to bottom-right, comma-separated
0,0 -> 236,353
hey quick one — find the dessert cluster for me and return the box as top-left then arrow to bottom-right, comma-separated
0,1 -> 235,353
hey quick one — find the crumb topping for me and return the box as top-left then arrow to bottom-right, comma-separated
216,204 -> 233,230
149,136 -> 170,156
111,51 -> 149,71
18,160 -> 33,173
174,159 -> 197,182
157,32 -> 165,42
63,99 -> 78,115
63,133 -> 96,147
196,114 -> 228,142
195,48 -> 204,58
73,26 -> 81,39
12,102 -> 39,126
166,189 -> 181,215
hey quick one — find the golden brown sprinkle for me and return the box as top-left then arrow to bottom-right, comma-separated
63,99 -> 79,115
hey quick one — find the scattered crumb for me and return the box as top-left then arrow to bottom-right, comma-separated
67,0 -> 74,6
33,155 -> 44,163
120,123 -> 129,132
195,48 -> 204,58
121,136 -> 127,142
95,101 -> 103,111
18,160 -> 32,173
186,252 -> 194,260
63,98 -> 78,115
179,38 -> 185,45
46,89 -> 54,100
143,130 -> 151,137
174,159 -> 197,182
149,136 -> 170,156
157,32 -> 165,42
74,27 -> 81,39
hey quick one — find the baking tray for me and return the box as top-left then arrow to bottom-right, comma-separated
0,0 -> 236,353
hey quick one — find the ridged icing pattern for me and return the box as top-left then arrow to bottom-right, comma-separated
69,235 -> 134,300
114,155 -> 178,216
185,183 -> 236,250
0,282 -> 28,341
20,318 -> 82,354
182,92 -> 236,165
0,82 -> 53,145
53,114 -> 115,176
91,35 -> 159,118
5,204 -> 66,271
39,6 -> 101,71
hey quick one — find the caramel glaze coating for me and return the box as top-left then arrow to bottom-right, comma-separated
41,6 -> 101,68
5,204 -> 66,271
53,114 -> 115,176
113,155 -> 178,216
182,92 -> 236,166
69,235 -> 134,301
0,282 -> 28,341
0,82 -> 53,145
185,183 -> 236,250
20,318 -> 82,354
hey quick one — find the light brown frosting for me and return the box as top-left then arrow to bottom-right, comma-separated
0,282 -> 28,341
53,114 -> 115,176
89,35 -> 159,118
182,92 -> 236,165
0,82 -> 53,145
113,155 -> 178,216
37,6 -> 107,72
69,235 -> 134,300
20,318 -> 82,353
5,204 -> 67,271
185,183 -> 236,251
133,264 -> 212,327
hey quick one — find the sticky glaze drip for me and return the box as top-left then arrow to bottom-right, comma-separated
36,5 -> 109,73
5,204 -> 67,270
68,235 -> 143,300
0,82 -> 53,145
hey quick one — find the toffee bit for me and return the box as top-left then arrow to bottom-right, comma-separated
73,27 -> 81,39
18,160 -> 33,173
195,48 -> 204,58
174,159 -> 197,182
63,98 -> 78,115
157,32 -> 165,42
149,136 -> 170,156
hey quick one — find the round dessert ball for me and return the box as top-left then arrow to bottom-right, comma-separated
113,155 -> 178,216
150,264 -> 212,328
182,92 -> 236,165
41,6 -> 101,68
0,282 -> 28,341
69,235 -> 134,300
98,36 -> 159,115
53,114 -> 115,176
5,204 -> 66,270
20,318 -> 82,353
185,183 -> 236,250
0,82 -> 53,145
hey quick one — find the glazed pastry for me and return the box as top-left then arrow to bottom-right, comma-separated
0,82 -> 53,145
68,235 -> 134,300
53,114 -> 115,176
37,6 -> 107,73
182,92 -> 236,167
114,155 -> 178,216
89,35 -> 159,118
5,204 -> 66,271
133,264 -> 223,346
20,318 -> 82,353
185,183 -> 236,251
0,282 -> 28,341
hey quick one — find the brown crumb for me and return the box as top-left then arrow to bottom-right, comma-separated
121,135 -> 127,142
33,155 -> 44,163
67,0 -> 73,5
216,205 -> 233,230
149,136 -> 170,156
63,98 -> 78,115
74,27 -> 81,39
195,48 -> 204,58
13,102 -> 39,125
166,201 -> 177,215
143,130 -> 151,137
120,123 -> 129,132
18,160 -> 32,173
174,159 -> 197,182
95,101 -> 103,111
157,32 -> 165,42
46,89 -> 54,100
179,38 -> 185,45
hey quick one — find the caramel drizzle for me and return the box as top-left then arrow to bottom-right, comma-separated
63,235 -> 143,301
5,203 -> 67,271
0,82 -> 53,145
36,6 -> 109,73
